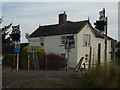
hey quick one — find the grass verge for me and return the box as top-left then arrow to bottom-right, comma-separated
79,63 -> 120,88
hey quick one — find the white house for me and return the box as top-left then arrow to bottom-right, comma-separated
29,12 -> 112,68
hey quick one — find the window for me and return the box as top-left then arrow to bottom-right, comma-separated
40,37 -> 44,46
85,54 -> 89,61
61,36 -> 67,44
61,53 -> 66,58
83,34 -> 91,46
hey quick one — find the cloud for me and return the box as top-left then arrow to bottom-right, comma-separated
2,0 -> 120,2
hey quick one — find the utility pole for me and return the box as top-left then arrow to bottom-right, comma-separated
104,17 -> 108,64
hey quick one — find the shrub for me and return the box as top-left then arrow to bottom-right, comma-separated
45,53 -> 67,70
2,54 -> 15,69
21,46 -> 46,70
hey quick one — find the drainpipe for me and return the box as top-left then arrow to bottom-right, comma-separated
89,46 -> 92,69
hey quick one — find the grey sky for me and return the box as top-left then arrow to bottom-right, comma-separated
1,2 -> 118,43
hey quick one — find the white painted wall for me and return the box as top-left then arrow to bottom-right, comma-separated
43,35 -> 77,67
29,37 -> 40,46
29,34 -> 77,67
77,24 -> 111,68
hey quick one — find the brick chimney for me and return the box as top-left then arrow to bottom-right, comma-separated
59,11 -> 67,25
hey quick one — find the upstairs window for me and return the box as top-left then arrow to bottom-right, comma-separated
61,36 -> 67,44
40,37 -> 44,47
83,34 -> 91,46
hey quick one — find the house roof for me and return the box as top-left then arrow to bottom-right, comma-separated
29,20 -> 88,37
29,20 -> 112,40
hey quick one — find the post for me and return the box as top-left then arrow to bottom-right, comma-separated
15,42 -> 20,71
35,52 -> 39,70
89,46 -> 92,69
93,48 -> 95,67
14,54 -> 16,69
16,52 -> 19,71
33,52 -> 37,70
26,33 -> 30,70
28,53 -> 30,70
66,39 -> 70,70
45,58 -> 47,70
104,17 -> 108,64
113,43 -> 116,63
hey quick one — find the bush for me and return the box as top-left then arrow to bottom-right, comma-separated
45,53 -> 67,70
2,54 -> 15,69
21,46 -> 46,70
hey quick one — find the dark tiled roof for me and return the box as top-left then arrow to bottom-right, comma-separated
29,20 -> 88,37
29,20 -> 112,40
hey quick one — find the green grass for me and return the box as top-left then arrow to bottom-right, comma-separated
79,63 -> 120,88
63,82 -> 80,88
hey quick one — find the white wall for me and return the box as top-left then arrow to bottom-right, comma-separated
29,37 -> 40,46
44,35 -> 78,67
77,24 -> 112,68
77,24 -> 95,68
29,34 -> 77,67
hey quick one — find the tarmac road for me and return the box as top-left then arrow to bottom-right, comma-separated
2,70 -> 82,88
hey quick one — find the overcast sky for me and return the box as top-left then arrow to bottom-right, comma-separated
1,2 -> 118,43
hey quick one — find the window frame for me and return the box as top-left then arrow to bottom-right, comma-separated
83,34 -> 91,46
85,54 -> 89,61
61,36 -> 67,44
40,37 -> 44,47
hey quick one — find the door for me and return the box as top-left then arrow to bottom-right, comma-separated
98,43 -> 101,64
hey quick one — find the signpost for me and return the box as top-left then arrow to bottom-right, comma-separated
14,42 -> 20,71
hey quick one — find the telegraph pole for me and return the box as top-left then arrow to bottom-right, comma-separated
104,17 -> 108,64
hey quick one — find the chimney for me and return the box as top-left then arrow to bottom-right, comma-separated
59,11 -> 67,25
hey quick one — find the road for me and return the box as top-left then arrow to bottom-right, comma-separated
2,70 -> 83,88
